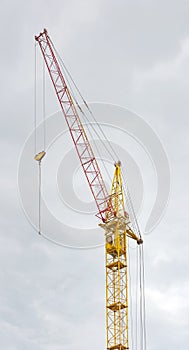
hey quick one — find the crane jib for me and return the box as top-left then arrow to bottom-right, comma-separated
35,29 -> 113,223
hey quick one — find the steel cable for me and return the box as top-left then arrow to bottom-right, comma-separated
49,38 -> 144,235
42,60 -> 46,151
40,36 -> 147,350
50,38 -> 118,162
141,244 -> 147,350
34,43 -> 37,154
53,46 -> 114,185
128,243 -> 134,350
38,161 -> 42,235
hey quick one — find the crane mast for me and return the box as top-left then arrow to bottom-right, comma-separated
35,29 -> 143,350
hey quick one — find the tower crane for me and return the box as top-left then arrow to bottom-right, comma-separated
35,29 -> 144,350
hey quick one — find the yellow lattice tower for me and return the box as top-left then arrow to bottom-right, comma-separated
100,161 -> 142,350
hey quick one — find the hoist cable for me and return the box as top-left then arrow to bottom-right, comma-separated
40,37 -> 144,238
59,66 -> 113,184
49,39 -> 144,219
141,244 -> 147,350
139,246 -> 144,350
34,43 -> 37,155
51,47 -> 114,185
139,244 -> 147,350
42,60 -> 46,150
121,175 -> 138,235
52,42 -> 147,350
50,38 -> 118,162
80,110 -> 115,165
60,59 -> 115,164
85,105 -> 119,162
122,169 -> 142,239
78,109 -> 113,184
38,161 -> 42,235
81,121 -> 113,185
36,35 -> 148,350
135,244 -> 139,350
128,243 -> 134,350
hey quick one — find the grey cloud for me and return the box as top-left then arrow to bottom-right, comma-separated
1,0 -> 189,349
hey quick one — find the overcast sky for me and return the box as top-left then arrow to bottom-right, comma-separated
1,0 -> 189,349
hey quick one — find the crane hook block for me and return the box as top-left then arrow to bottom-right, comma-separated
34,151 -> 46,162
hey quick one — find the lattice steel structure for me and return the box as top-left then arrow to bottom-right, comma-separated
100,162 -> 142,350
35,29 -> 143,350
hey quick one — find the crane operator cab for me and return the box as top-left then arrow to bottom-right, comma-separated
106,232 -> 125,257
